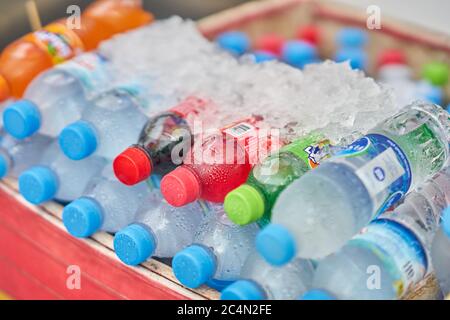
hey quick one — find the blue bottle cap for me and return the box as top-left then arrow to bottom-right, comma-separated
62,197 -> 103,238
19,166 -> 58,204
206,278 -> 235,292
256,224 -> 297,266
59,121 -> 98,160
0,154 -> 10,179
301,289 -> 336,300
337,28 -> 368,48
221,280 -> 265,300
172,245 -> 216,289
335,48 -> 367,70
441,207 -> 450,238
281,40 -> 318,69
216,31 -> 250,56
114,224 -> 156,266
3,100 -> 41,139
253,50 -> 277,64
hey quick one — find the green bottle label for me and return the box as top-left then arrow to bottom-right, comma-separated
280,134 -> 331,169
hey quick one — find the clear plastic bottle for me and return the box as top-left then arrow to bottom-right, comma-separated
431,207 -> 450,297
58,76 -> 171,161
0,130 -> 52,178
172,206 -> 259,289
62,166 -> 150,238
221,252 -> 314,300
18,140 -> 106,204
3,53 -> 113,139
114,193 -> 207,266
257,102 -> 450,264
305,166 -> 450,300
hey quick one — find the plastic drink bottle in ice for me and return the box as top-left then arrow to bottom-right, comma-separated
0,0 -> 153,102
257,102 -> 450,263
18,140 -> 106,204
431,207 -> 450,297
59,77 -> 175,161
161,117 -> 281,206
172,206 -> 259,289
221,252 -> 314,300
114,193 -> 207,266
377,49 -> 418,108
3,52 -> 113,139
303,166 -> 450,300
63,167 -> 151,238
415,62 -> 449,106
0,131 -> 52,179
113,97 -> 211,185
215,31 -> 250,56
224,134 -> 332,226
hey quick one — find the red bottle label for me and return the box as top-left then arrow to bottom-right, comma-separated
170,96 -> 210,119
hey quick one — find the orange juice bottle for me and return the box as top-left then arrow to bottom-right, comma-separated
0,0 -> 153,102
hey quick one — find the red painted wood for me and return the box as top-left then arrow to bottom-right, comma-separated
0,256 -> 61,300
0,188 -> 194,300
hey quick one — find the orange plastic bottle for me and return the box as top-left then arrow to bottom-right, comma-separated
0,0 -> 153,102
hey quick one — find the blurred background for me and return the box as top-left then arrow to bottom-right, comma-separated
0,0 -> 449,50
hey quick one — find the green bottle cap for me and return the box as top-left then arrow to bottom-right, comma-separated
423,62 -> 449,87
224,184 -> 265,225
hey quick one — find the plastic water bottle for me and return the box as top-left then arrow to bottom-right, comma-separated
113,96 -> 211,186
216,31 -> 250,56
114,194 -> 207,266
160,117 -> 281,206
304,166 -> 450,300
3,53 -> 113,139
431,207 -> 450,297
257,102 -> 450,263
172,206 -> 259,289
281,40 -> 318,69
18,140 -> 106,204
62,166 -> 151,238
59,76 -> 172,161
377,49 -> 417,108
416,62 -> 449,106
224,134 -> 332,226
0,131 -> 52,179
221,252 -> 314,300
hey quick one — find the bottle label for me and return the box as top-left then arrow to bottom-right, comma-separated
25,23 -> 84,65
335,133 -> 412,218
281,134 -> 331,169
170,97 -> 210,119
350,219 -> 428,298
55,52 -> 111,92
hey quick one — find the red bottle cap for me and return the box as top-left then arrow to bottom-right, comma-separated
160,166 -> 201,207
113,147 -> 152,186
254,33 -> 285,56
297,25 -> 320,46
377,49 -> 406,68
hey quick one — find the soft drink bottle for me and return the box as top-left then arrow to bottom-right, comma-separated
416,62 -> 449,105
224,134 -> 332,226
431,207 -> 450,297
257,102 -> 450,264
221,252 -> 314,300
3,52 -> 113,139
303,166 -> 450,300
0,0 -> 153,102
19,140 -> 106,204
172,206 -> 259,289
113,96 -> 211,185
63,167 -> 150,238
114,193 -> 207,266
160,117 -> 281,206
215,31 -> 250,56
59,77 -> 175,161
0,131 -> 52,179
